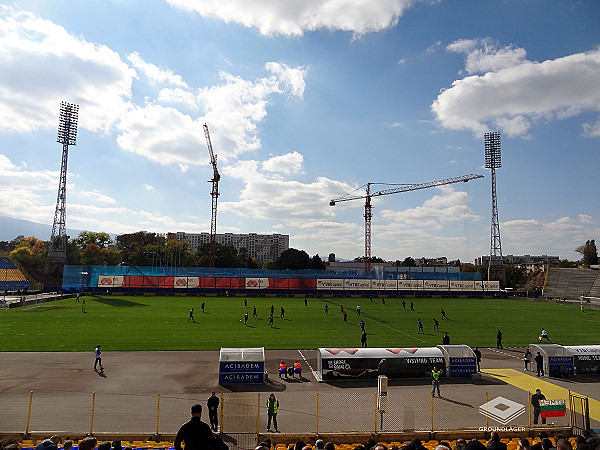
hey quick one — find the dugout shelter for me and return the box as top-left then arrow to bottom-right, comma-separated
219,347 -> 265,384
437,344 -> 477,377
564,345 -> 600,375
529,343 -> 574,378
317,347 -> 446,380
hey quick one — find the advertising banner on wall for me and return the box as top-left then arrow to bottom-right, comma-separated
424,280 -> 449,290
245,278 -> 270,289
317,278 -> 344,290
344,279 -> 372,290
484,281 -> 500,291
450,280 -> 475,291
371,279 -> 398,290
98,275 -> 124,287
398,280 -> 424,290
173,277 -> 200,289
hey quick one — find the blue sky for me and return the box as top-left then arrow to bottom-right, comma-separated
0,0 -> 599,263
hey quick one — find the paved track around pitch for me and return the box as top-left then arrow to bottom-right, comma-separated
0,348 -> 598,435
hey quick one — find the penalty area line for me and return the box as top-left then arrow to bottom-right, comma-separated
367,317 -> 427,344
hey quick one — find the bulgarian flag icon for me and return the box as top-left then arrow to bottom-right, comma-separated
540,399 -> 567,418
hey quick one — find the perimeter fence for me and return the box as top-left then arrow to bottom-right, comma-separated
1,388 -> 573,438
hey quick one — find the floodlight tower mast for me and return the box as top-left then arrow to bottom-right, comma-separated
484,131 -> 506,286
330,174 -> 484,272
203,123 -> 220,268
45,102 -> 79,274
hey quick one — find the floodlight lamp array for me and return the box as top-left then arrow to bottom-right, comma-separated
57,102 -> 79,145
484,131 -> 501,169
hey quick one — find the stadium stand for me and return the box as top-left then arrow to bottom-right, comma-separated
0,257 -> 30,291
15,437 -> 582,450
588,272 -> 600,298
544,267 -> 600,299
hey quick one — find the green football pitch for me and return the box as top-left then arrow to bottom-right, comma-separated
0,295 -> 596,351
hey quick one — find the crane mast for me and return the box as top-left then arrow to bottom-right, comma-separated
330,173 -> 484,271
203,124 -> 220,268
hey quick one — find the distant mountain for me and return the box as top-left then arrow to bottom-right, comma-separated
0,216 -> 84,241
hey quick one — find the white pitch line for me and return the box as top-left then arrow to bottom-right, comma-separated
366,317 -> 427,344
487,347 -> 521,359
298,349 -> 321,381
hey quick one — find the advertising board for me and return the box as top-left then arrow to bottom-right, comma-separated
398,280 -> 424,290
173,276 -> 200,288
245,277 -> 270,289
424,280 -> 449,290
344,279 -> 372,290
317,278 -> 344,290
98,275 -> 124,287
371,279 -> 398,290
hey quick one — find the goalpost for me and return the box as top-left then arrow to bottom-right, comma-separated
21,292 -> 59,312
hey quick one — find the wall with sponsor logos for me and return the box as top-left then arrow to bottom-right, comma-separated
94,275 -> 499,292
63,265 -> 498,293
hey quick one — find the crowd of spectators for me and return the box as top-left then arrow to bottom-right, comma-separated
2,431 -> 598,450
252,431 -> 600,450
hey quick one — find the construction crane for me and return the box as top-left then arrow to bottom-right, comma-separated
203,123 -> 220,268
329,174 -> 484,271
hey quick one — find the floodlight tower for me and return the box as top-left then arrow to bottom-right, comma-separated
484,131 -> 506,286
45,102 -> 79,274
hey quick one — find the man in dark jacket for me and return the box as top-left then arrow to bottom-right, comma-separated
175,404 -> 227,450
535,352 -> 545,376
207,392 -> 220,431
487,432 -> 508,450
531,389 -> 547,425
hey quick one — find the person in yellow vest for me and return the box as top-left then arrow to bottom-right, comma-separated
278,361 -> 287,379
431,367 -> 442,397
266,393 -> 280,433
293,361 -> 302,378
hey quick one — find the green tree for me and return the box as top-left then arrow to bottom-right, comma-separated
9,236 -> 47,273
504,264 -> 526,289
402,257 -> 416,267
73,231 -> 113,250
576,240 -> 598,266
310,254 -> 325,270
328,253 -> 336,262
277,248 -> 310,270
81,244 -> 107,265
461,263 -> 478,272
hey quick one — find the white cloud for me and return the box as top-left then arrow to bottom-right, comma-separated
379,187 -> 481,230
502,215 -> 599,258
0,6 -> 135,134
0,154 -> 209,234
116,62 -> 306,166
157,88 -> 199,109
77,190 -> 117,204
116,104 -> 206,165
144,184 -> 154,191
582,120 -> 600,137
266,62 -> 307,97
432,47 -> 600,137
261,151 -> 304,175
166,0 -> 420,36
0,153 -> 60,222
447,38 -> 527,74
127,52 -> 188,87
0,7 -> 307,170
221,158 -> 353,221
